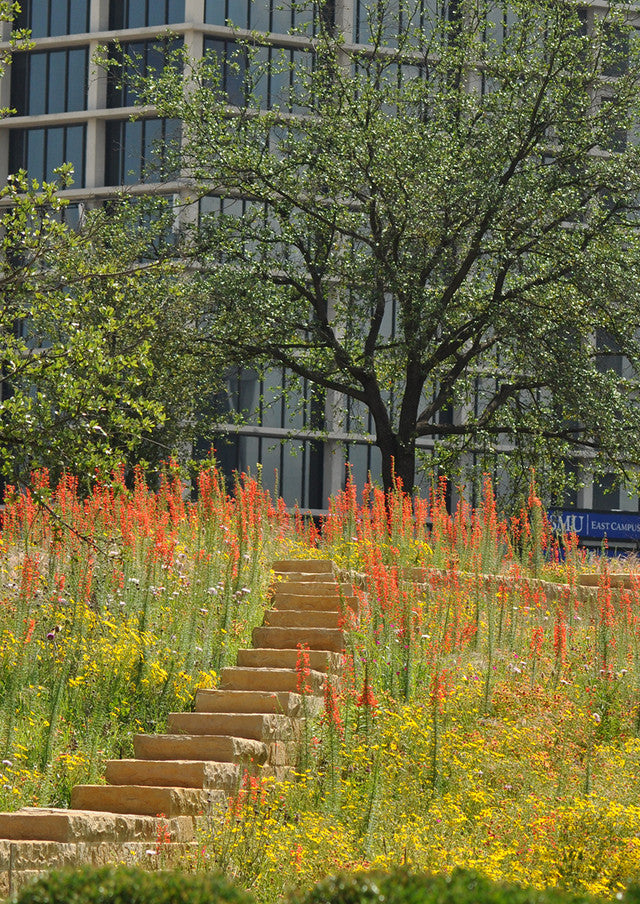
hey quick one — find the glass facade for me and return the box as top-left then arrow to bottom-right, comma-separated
15,0 -> 90,38
203,37 -> 314,110
109,0 -> 185,29
10,48 -> 89,116
107,39 -> 183,108
105,118 -> 180,185
9,125 -> 86,186
205,0 -> 318,34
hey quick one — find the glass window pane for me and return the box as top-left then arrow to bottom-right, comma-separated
29,53 -> 48,116
143,118 -> 163,178
49,1 -> 68,35
147,0 -> 165,27
239,436 -> 260,478
227,0 -> 249,27
128,0 -> 146,29
69,0 -> 89,32
271,2 -> 291,34
27,130 -> 45,181
168,0 -> 185,22
205,0 -> 227,25
31,1 -> 49,38
238,370 -> 260,420
250,0 -> 270,32
48,51 -> 67,114
269,49 -> 289,109
109,0 -> 125,29
10,53 -> 28,115
281,440 -> 304,507
261,369 -> 284,428
65,125 -> 85,186
9,131 -> 26,174
226,45 -> 247,106
45,127 -> 64,181
260,441 -> 281,496
123,120 -> 143,183
67,49 -> 88,110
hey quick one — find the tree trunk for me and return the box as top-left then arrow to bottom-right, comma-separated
377,432 -> 416,496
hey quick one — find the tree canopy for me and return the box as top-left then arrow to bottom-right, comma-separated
131,0 -> 640,497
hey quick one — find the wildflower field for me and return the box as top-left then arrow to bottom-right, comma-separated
1,464 -> 639,902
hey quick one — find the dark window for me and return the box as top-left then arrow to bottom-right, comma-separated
107,38 -> 182,108
9,125 -> 86,186
15,0 -> 90,37
205,0 -> 320,34
203,37 -> 314,110
105,118 -> 180,185
109,0 -> 185,29
354,0 -> 430,45
10,48 -> 89,116
593,474 -> 620,511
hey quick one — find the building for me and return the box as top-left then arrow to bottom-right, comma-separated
1,0 -> 639,543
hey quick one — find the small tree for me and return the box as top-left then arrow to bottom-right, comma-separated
0,175 -> 193,486
140,0 -> 640,495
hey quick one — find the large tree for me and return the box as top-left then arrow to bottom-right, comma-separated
140,0 -> 640,494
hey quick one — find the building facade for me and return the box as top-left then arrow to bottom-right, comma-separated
1,0 -> 639,539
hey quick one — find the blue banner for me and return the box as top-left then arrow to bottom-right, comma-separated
548,510 -> 640,542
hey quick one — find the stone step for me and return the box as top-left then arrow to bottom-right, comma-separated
133,733 -> 268,764
194,688 -> 318,717
264,609 -> 342,629
105,759 -> 243,792
0,841 -> 199,896
70,785 -> 221,818
272,559 -> 334,574
271,581 -> 349,596
167,712 -> 297,743
272,591 -> 358,611
236,647 -> 342,672
252,625 -> 345,652
0,809 -> 194,843
220,666 -> 326,694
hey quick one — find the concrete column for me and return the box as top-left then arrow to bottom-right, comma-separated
184,0 -> 205,24
335,0 -> 354,41
90,0 -> 110,32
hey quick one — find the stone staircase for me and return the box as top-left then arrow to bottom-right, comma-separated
0,558 -> 351,896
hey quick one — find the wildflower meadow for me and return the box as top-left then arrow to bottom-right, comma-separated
1,464 -> 639,902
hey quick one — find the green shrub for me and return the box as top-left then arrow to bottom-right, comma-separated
290,868 -> 604,904
11,865 -> 255,904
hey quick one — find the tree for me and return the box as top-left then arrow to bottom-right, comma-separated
137,0 -> 640,496
0,173 -> 194,487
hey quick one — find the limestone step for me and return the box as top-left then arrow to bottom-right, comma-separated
271,581 -> 349,597
236,647 -> 342,672
264,609 -> 342,629
194,688 -> 318,717
272,559 -> 334,574
0,809 -> 194,843
105,759 -> 243,792
252,625 -> 345,652
167,712 -> 297,743
272,591 -> 358,611
133,733 -> 268,764
0,841 -> 198,897
70,785 -> 221,818
220,666 -> 326,694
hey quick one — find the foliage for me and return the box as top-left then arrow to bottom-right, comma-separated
130,0 -> 640,496
4,466 -> 640,899
291,867 -> 602,904
10,864 -> 255,904
0,183 -> 194,486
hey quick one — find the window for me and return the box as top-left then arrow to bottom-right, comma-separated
11,49 -> 88,116
205,0 -> 320,34
15,0 -> 89,37
203,38 -> 315,112
9,125 -> 86,186
109,0 -> 185,29
593,473 -> 620,511
107,38 -> 183,108
105,118 -> 180,185
354,0 -> 437,45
